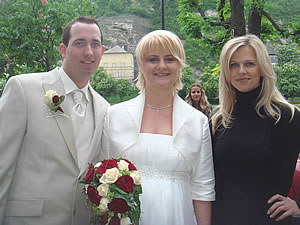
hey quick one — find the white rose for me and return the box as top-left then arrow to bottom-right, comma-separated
98,197 -> 110,212
44,90 -> 57,105
130,171 -> 142,185
118,160 -> 129,171
99,167 -> 119,184
120,217 -> 131,225
97,183 -> 109,197
94,162 -> 102,168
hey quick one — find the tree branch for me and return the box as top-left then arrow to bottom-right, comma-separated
260,9 -> 285,33
218,0 -> 226,21
204,29 -> 232,44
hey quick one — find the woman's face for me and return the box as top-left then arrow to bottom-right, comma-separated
141,47 -> 180,91
190,86 -> 201,102
229,45 -> 261,92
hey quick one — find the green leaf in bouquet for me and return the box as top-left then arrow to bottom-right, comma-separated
59,95 -> 65,103
128,207 -> 140,225
109,183 -> 129,195
50,105 -> 58,111
133,184 -> 142,195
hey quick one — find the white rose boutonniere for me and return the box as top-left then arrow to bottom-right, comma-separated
44,90 -> 65,113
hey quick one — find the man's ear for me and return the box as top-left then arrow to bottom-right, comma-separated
100,45 -> 105,57
59,43 -> 67,58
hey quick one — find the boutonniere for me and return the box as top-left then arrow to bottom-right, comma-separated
44,90 -> 65,113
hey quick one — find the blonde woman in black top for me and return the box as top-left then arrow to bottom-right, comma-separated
210,34 -> 300,225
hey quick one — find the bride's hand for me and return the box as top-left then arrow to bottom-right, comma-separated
267,194 -> 300,221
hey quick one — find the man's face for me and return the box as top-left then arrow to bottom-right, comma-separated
59,22 -> 104,87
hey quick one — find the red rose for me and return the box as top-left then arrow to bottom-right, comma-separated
52,95 -> 59,103
85,165 -> 95,183
97,159 -> 118,174
115,175 -> 134,193
87,185 -> 101,205
109,215 -> 120,225
99,214 -> 108,225
124,159 -> 137,170
108,198 -> 130,213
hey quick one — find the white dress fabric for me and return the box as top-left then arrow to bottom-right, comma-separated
122,133 -> 197,225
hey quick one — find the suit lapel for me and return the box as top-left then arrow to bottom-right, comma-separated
42,68 -> 78,166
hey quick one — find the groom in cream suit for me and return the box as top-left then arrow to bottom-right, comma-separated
0,16 -> 109,225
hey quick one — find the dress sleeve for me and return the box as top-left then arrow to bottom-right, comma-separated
190,117 -> 216,201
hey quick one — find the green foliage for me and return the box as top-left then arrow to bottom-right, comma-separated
264,0 -> 300,28
275,63 -> 300,100
115,79 -> 139,102
0,78 -> 6,97
275,45 -> 300,66
91,67 -> 138,103
91,67 -> 117,99
274,44 -> 300,100
178,0 -> 300,49
178,66 -> 195,99
0,0 -> 96,77
200,65 -> 219,104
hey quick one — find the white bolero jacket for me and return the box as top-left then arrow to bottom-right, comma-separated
101,92 -> 215,201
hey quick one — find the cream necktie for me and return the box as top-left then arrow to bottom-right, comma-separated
72,90 -> 86,117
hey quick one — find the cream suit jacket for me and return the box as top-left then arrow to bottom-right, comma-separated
102,92 -> 215,201
0,68 -> 109,225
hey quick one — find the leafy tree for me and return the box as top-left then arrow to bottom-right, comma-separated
0,0 -> 96,80
91,67 -> 117,100
200,64 -> 220,104
275,63 -> 300,101
178,66 -> 195,99
274,44 -> 300,101
91,67 -> 138,103
275,44 -> 300,66
178,0 -> 300,47
115,79 -> 139,102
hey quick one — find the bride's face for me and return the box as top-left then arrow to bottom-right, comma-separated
141,47 -> 180,91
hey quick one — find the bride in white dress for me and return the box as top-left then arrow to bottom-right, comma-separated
101,30 -> 215,225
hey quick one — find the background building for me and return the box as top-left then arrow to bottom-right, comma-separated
100,45 -> 135,82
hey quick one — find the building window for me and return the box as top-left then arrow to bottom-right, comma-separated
121,71 -> 125,77
104,63 -> 108,67
121,63 -> 125,67
112,63 -> 116,68
115,72 -> 119,77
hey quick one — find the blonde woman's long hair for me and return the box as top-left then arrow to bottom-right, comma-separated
211,34 -> 296,135
135,30 -> 186,92
185,83 -> 211,116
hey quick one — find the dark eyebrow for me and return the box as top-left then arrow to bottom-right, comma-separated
73,38 -> 101,43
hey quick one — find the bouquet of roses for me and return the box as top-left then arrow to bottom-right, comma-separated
81,158 -> 142,225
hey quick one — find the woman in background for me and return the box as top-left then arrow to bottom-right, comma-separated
185,83 -> 212,116
102,30 -> 215,225
210,34 -> 300,225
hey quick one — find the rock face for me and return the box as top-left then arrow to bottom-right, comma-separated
98,15 -> 152,77
99,15 -> 151,53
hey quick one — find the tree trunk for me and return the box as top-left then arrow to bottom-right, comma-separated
230,0 -> 246,37
248,1 -> 262,37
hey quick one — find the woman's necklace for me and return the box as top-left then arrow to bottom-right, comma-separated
146,103 -> 173,116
